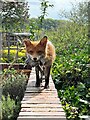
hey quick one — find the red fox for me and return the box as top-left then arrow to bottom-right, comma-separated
24,36 -> 56,88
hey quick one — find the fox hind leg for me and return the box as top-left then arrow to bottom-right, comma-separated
44,65 -> 51,89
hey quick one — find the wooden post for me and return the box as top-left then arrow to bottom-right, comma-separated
6,33 -> 10,62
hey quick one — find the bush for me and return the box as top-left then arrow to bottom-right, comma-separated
2,68 -> 28,101
50,22 -> 90,119
58,84 -> 90,118
2,68 -> 28,120
2,95 -> 21,120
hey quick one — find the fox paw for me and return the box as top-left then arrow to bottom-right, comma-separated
35,84 -> 40,87
44,85 -> 49,89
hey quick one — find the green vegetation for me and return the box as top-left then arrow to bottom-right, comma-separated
50,22 -> 90,119
2,68 -> 28,120
1,0 -> 90,119
2,95 -> 20,120
1,46 -> 26,63
2,19 -> 89,119
1,2 -> 29,32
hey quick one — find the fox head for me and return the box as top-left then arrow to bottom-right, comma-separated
24,36 -> 47,61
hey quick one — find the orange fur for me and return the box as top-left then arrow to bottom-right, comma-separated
24,36 -> 55,88
24,37 -> 56,66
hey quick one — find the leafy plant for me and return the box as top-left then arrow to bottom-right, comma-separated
50,19 -> 89,119
2,68 -> 28,101
2,68 -> 28,120
1,46 -> 26,63
1,2 -> 29,32
2,95 -> 20,120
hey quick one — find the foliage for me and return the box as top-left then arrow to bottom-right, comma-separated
28,0 -> 54,40
2,68 -> 28,101
39,0 -> 54,25
1,0 -> 90,119
59,1 -> 88,24
51,22 -> 90,119
58,84 -> 90,119
29,18 -> 60,30
1,46 -> 26,63
2,95 -> 20,120
2,68 -> 28,120
1,2 -> 29,32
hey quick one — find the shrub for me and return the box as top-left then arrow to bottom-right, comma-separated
2,95 -> 20,120
2,68 -> 28,120
50,23 -> 89,119
2,68 -> 28,101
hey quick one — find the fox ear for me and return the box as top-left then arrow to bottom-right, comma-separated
23,39 -> 31,47
39,36 -> 47,46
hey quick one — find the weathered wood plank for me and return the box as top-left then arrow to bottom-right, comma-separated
17,68 -> 66,120
23,93 -> 59,98
17,116 -> 66,120
27,81 -> 55,87
22,97 -> 60,101
19,111 -> 66,116
25,90 -> 58,93
26,86 -> 56,90
21,107 -> 64,112
21,100 -> 60,104
24,92 -> 58,97
21,103 -> 62,108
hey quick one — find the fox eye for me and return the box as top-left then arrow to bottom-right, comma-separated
29,50 -> 33,54
37,51 -> 42,54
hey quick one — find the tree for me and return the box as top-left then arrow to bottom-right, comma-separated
1,2 -> 29,32
29,0 -> 54,40
39,0 -> 53,21
38,0 -> 54,27
59,1 -> 88,24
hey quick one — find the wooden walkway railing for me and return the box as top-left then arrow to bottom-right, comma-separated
17,68 -> 66,120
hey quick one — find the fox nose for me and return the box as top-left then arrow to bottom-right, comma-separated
33,58 -> 37,61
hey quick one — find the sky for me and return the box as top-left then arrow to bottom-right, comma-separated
26,0 -> 86,20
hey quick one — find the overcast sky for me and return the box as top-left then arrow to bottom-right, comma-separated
26,0 -> 87,20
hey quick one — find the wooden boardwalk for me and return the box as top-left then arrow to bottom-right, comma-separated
17,68 -> 66,120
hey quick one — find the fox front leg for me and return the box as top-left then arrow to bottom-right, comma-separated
44,65 -> 51,89
35,66 -> 40,87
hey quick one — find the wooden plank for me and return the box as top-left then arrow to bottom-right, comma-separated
21,99 -> 60,104
21,104 -> 62,108
25,90 -> 57,93
26,86 -> 56,90
25,86 -> 56,92
17,116 -> 66,120
21,107 -> 64,112
27,81 -> 55,87
27,76 -> 54,82
17,68 -> 66,120
24,92 -> 58,96
22,97 -> 60,101
26,87 -> 56,91
19,111 -> 66,116
23,95 -> 58,98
